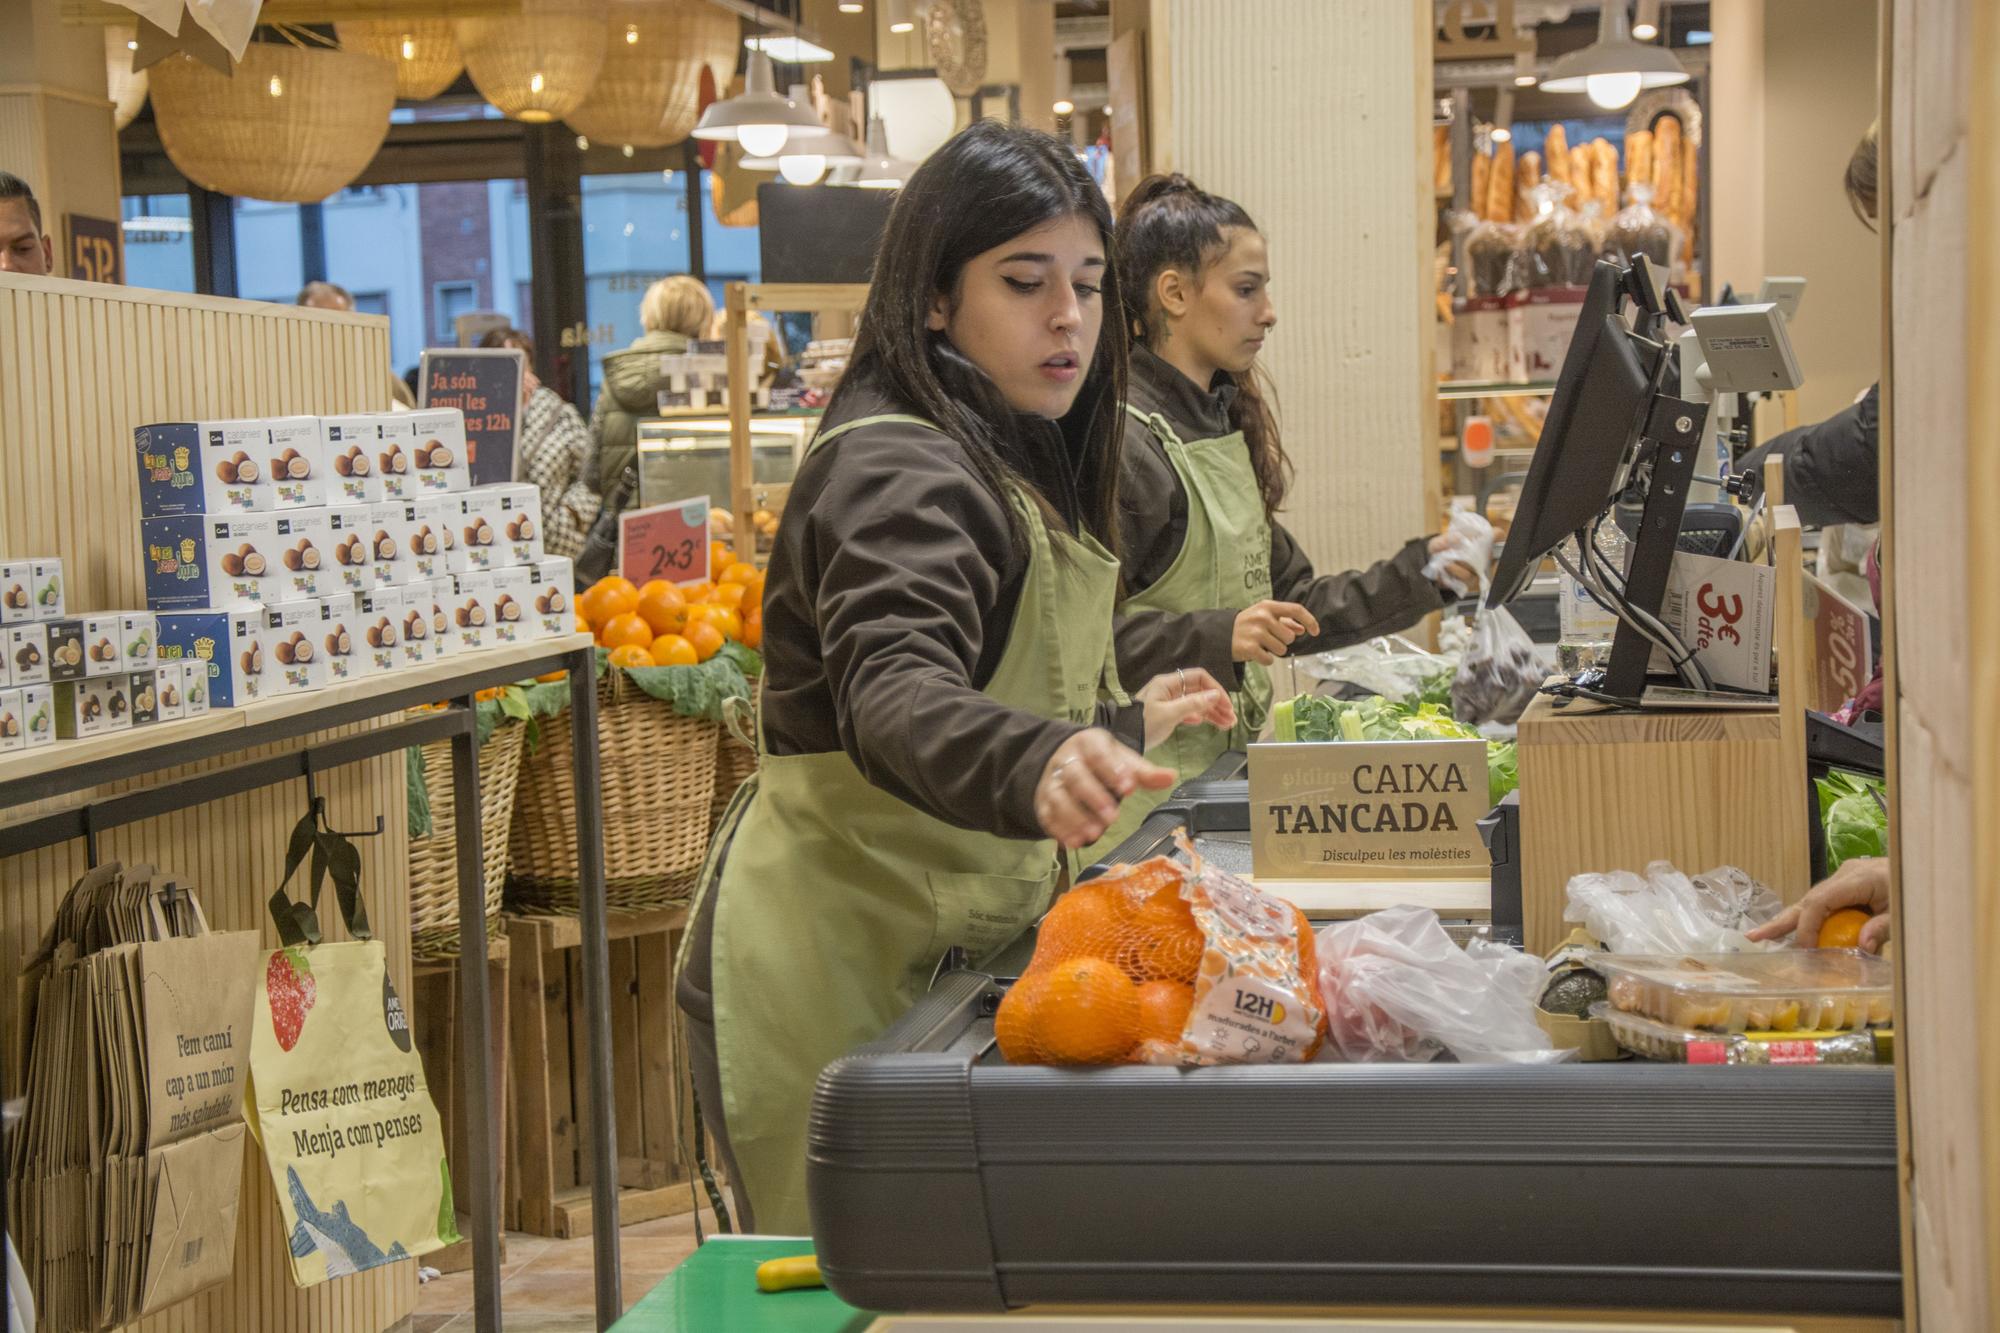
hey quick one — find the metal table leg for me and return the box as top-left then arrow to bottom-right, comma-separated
452,698 -> 504,1333
570,646 -> 623,1328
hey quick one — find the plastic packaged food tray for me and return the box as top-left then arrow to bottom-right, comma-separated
1594,950 -> 1894,1033
1594,1002 -> 1888,1065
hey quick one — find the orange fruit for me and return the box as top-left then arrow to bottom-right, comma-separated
709,541 -> 733,575
598,612 -> 654,652
1037,887 -> 1127,967
649,634 -> 698,667
574,612 -> 591,635
1120,883 -> 1206,985
1030,957 -> 1140,1065
1134,980 -> 1195,1047
712,607 -> 744,641
636,580 -> 689,635
681,578 -> 717,604
607,643 -> 653,670
535,669 -> 566,683
720,560 -> 758,586
579,577 -> 638,626
741,607 -> 763,651
685,621 -> 725,662
1292,905 -> 1320,991
748,569 -> 766,601
710,582 -> 749,610
1815,908 -> 1874,950
993,973 -> 1046,1064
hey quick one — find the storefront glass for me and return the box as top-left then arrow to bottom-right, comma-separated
581,169 -> 695,400
119,194 -> 196,293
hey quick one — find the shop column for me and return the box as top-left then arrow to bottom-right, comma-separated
0,0 -> 123,274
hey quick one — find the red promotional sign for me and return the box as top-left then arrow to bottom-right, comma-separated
1803,571 -> 1874,714
619,497 -> 710,588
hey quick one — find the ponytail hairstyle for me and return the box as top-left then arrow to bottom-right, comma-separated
1116,174 -> 1292,519
830,120 -> 1128,560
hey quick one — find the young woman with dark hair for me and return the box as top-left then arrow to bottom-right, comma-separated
1088,174 -> 1476,857
677,122 -> 1234,1235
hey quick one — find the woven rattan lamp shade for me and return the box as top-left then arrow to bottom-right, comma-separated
457,0 -> 608,124
564,0 -> 728,149
105,25 -> 147,131
151,42 -> 396,204
334,18 -> 464,101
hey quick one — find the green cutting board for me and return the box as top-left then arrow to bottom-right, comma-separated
613,1236 -> 876,1333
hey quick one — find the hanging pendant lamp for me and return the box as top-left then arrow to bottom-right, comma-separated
565,0 -> 728,149
692,49 -> 822,157
456,0 -> 608,124
1540,1 -> 1688,110
105,25 -> 148,131
838,115 -> 918,189
333,18 -> 464,101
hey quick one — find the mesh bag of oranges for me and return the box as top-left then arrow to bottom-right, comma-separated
995,835 -> 1326,1067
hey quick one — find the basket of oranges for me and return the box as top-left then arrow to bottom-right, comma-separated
407,687 -> 531,961
507,555 -> 764,914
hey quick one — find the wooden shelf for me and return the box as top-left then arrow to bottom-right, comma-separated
1437,379 -> 1558,400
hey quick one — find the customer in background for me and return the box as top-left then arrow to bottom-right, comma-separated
296,280 -> 417,409
586,274 -> 714,506
0,172 -> 53,276
479,327 -> 598,559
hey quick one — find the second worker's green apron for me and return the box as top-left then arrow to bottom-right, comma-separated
1082,405 -> 1274,863
679,414 -> 1126,1236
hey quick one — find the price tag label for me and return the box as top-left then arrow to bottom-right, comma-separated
619,497 -> 710,587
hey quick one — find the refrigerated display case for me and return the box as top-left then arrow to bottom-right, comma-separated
634,413 -> 814,511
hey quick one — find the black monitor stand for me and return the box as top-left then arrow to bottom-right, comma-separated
1595,390 -> 1710,701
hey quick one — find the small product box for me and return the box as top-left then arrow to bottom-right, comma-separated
449,571 -> 495,653
80,615 -> 125,678
405,408 -> 471,496
367,501 -> 416,587
0,639 -> 8,688
273,508 -> 334,600
406,495 -> 460,580
53,674 -> 133,738
180,660 -> 210,715
121,612 -> 157,672
417,577 -> 455,660
141,513 -> 282,609
357,587 -> 404,675
6,624 -> 48,686
128,669 -> 161,726
44,620 -> 86,682
375,416 -> 419,499
321,414 -> 388,504
19,683 -> 53,747
0,688 -> 24,752
325,504 -> 378,595
153,664 -> 186,721
1,558 -> 62,624
261,600 -> 330,695
156,608 -> 264,707
392,586 -> 435,667
458,484 -> 542,571
488,564 -> 535,644
266,416 -> 328,509
528,558 -> 575,639
134,419 -> 278,515
317,594 -> 370,683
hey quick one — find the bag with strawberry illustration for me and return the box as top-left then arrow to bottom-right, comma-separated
245,799 -> 460,1287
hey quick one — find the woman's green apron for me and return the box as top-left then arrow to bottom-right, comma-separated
679,414 -> 1125,1236
1082,405 -> 1273,863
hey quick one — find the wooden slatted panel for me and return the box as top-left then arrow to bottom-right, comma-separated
0,273 -> 418,1332
1156,0 -> 1436,571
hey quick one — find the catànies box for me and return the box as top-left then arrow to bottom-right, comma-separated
390,585 -> 436,667
265,416 -> 328,509
405,495 -> 459,581
79,615 -> 125,678
53,674 -> 133,738
260,600 -> 329,695
317,594 -> 372,683
153,664 -> 185,721
141,514 -> 282,609
6,624 -> 47,686
416,577 -> 455,660
133,419 -> 278,515
457,484 -> 542,571
324,504 -> 377,594
0,688 -> 24,752
121,612 -> 157,671
156,608 -> 264,707
128,669 -> 161,726
528,558 -> 574,639
366,501 -> 417,587
0,559 -> 62,624
449,571 -> 496,653
321,414 -> 388,504
487,565 -> 534,644
19,683 -> 52,747
271,508 -> 334,599
404,407 -> 470,496
179,659 -> 210,715
356,587 -> 404,675
43,620 -> 86,682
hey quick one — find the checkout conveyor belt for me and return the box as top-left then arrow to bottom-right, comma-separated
806,771 -> 1900,1319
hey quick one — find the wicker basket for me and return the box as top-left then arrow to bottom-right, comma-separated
508,671 -> 719,913
408,717 -> 530,962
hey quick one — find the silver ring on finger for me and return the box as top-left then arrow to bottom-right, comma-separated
1176,667 -> 1188,695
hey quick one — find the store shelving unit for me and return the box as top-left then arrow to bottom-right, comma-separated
0,633 -> 621,1333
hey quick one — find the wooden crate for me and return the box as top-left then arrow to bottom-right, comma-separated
410,939 -> 512,1274
505,906 -> 702,1238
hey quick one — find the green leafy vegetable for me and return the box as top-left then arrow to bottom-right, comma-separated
1276,693 -> 1518,807
1817,768 -> 1887,873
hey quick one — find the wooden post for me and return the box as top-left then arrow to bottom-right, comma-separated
725,281 -> 756,568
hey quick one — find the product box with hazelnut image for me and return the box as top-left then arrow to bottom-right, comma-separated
321,414 -> 388,504
121,612 -> 157,672
128,669 -> 161,726
6,624 -> 48,686
260,600 -> 330,695
416,576 -> 455,660
266,416 -> 328,509
528,557 -> 575,639
53,674 -> 134,738
0,688 -> 24,752
134,419 -> 278,516
324,504 -> 378,595
80,615 -> 125,678
1,558 -> 63,625
456,483 -> 542,572
156,608 -> 263,708
141,513 -> 283,610
316,593 -> 374,683
449,571 -> 496,653
153,664 -> 185,721
487,565 -> 535,644
44,620 -> 87,683
389,585 -> 435,667
19,683 -> 52,747
356,587 -> 404,674
365,501 -> 416,587
404,494 -> 460,581
272,508 -> 334,600
403,407 -> 471,497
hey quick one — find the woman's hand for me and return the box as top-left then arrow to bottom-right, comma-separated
1746,857 -> 1893,952
1233,601 -> 1320,665
1426,531 -> 1482,598
1137,667 -> 1236,748
1034,729 -> 1176,849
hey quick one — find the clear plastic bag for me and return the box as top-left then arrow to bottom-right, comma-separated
1522,182 -> 1598,288
1603,183 -> 1681,273
1464,220 -> 1527,297
1563,860 -> 1784,955
1314,905 -> 1572,1064
1421,510 -> 1494,600
1450,603 -> 1544,729
1293,635 -> 1459,705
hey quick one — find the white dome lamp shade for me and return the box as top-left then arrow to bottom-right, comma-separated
1539,1 -> 1688,110
692,49 -> 821,156
840,114 -> 918,189
738,87 -> 865,185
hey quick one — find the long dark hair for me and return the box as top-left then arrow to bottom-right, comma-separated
1116,174 -> 1292,519
831,120 -> 1127,558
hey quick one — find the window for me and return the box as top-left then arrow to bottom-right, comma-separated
120,194 -> 195,293
699,167 -> 762,311
433,281 -> 478,345
581,170 -> 696,401
352,291 -> 390,316
233,199 -> 305,304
